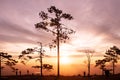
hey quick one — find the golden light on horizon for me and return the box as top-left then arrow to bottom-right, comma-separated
60,56 -> 71,64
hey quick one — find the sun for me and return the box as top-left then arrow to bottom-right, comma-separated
60,56 -> 71,64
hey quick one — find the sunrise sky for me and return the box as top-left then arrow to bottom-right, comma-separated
0,0 -> 120,76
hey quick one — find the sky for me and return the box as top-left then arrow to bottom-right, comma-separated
0,0 -> 120,76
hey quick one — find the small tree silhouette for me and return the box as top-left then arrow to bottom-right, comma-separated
95,46 -> 120,75
19,42 -> 53,79
27,70 -> 29,75
11,68 -> 22,76
104,46 -> 120,75
0,52 -> 18,78
35,6 -> 75,78
95,59 -> 106,75
19,70 -> 21,76
12,68 -> 19,76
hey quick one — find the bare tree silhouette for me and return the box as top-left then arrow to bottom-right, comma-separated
35,6 -> 75,79
0,52 -> 18,78
19,42 -> 53,79
84,50 -> 94,76
78,49 -> 95,76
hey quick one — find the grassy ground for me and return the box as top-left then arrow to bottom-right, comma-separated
1,74 -> 120,80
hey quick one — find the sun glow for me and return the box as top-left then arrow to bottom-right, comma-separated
60,56 -> 71,64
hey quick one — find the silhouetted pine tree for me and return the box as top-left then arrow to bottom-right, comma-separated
0,52 -> 17,78
95,46 -> 120,75
19,42 -> 53,79
35,6 -> 75,79
104,46 -> 120,75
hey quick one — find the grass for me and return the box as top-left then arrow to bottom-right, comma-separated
1,74 -> 120,80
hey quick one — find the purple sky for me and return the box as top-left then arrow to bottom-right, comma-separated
0,0 -> 120,58
0,0 -> 120,75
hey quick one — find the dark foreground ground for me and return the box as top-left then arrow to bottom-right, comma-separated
1,74 -> 120,80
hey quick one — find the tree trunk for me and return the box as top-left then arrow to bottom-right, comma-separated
102,69 -> 104,76
40,43 -> 43,80
27,70 -> 29,75
0,54 -> 1,78
57,27 -> 60,79
88,56 -> 90,76
40,55 -> 42,79
113,61 -> 115,75
16,69 -> 18,76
